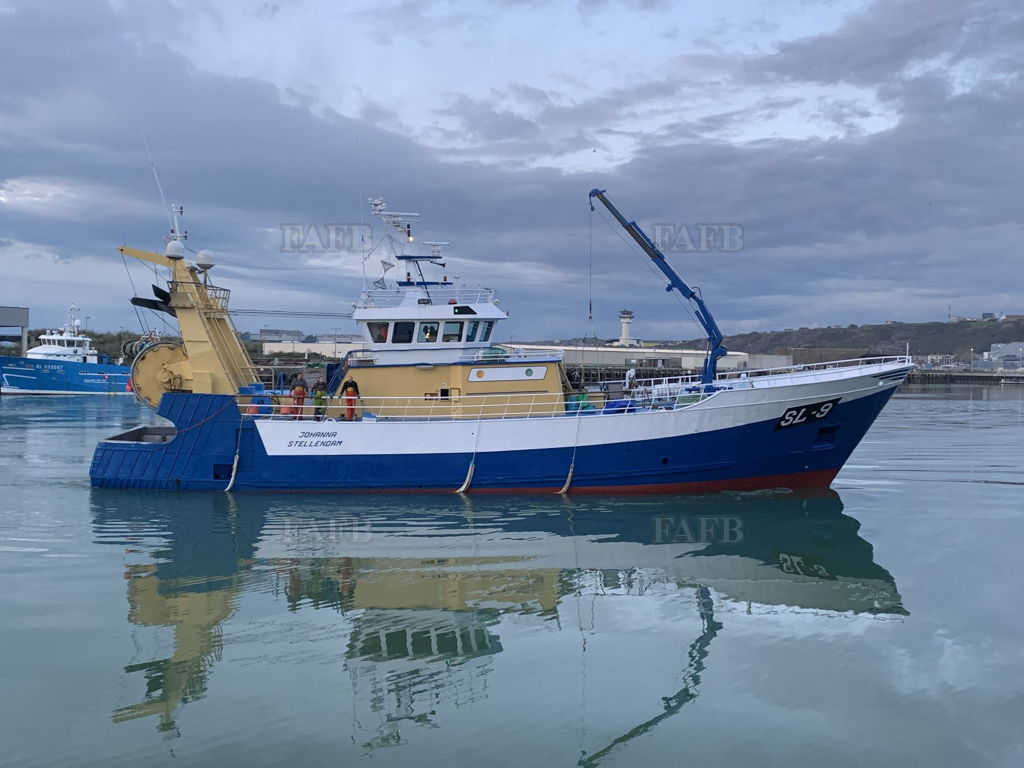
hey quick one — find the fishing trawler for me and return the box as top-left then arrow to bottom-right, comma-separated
90,191 -> 913,492
0,305 -> 132,395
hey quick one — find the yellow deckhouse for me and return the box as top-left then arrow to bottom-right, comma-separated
338,200 -> 576,420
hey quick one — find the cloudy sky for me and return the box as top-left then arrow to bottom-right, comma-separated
1,0 -> 1022,343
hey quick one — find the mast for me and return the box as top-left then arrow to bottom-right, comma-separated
370,197 -> 453,300
121,204 -> 259,405
589,189 -> 727,385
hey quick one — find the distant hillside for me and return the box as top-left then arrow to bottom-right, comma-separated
530,320 -> 1024,357
687,320 -> 1024,357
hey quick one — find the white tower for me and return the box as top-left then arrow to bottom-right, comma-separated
618,310 -> 638,347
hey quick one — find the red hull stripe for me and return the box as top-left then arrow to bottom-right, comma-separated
467,467 -> 841,495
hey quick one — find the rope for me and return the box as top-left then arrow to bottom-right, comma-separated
119,253 -> 178,337
558,410 -> 584,494
215,255 -> 363,272
588,204 -> 594,328
224,421 -> 243,492
170,396 -> 239,435
455,414 -> 484,493
120,252 -> 148,333
580,205 -> 601,374
591,206 -> 705,338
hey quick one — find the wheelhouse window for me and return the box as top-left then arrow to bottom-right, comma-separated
367,322 -> 389,343
442,321 -> 463,343
417,322 -> 439,343
465,321 -> 480,342
480,321 -> 495,342
392,321 -> 414,344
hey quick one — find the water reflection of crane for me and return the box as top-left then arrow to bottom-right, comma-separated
113,567 -> 239,733
579,585 -> 722,767
92,489 -> 905,752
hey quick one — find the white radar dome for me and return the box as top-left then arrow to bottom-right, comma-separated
196,250 -> 215,270
166,240 -> 186,259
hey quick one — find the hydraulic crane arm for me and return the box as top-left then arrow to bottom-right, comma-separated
589,189 -> 727,385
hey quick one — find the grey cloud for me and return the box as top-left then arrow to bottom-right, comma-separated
655,96 -> 805,140
750,0 -> 1023,88
435,94 -> 541,142
2,0 -> 1023,344
577,0 -> 670,13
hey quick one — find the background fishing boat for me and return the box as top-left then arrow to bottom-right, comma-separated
0,305 -> 133,395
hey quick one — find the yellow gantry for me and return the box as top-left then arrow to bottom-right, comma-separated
121,246 -> 259,405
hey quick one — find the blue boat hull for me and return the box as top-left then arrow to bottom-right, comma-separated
1,356 -> 131,395
90,385 -> 898,492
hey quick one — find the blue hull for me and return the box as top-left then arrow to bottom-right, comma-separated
90,386 -> 897,492
1,356 -> 131,395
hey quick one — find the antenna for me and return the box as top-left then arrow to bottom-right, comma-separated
141,130 -> 174,234
370,199 -> 422,258
140,131 -> 186,247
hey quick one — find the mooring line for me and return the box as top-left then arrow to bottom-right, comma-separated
224,421 -> 243,492
558,410 -> 585,495
455,415 -> 483,494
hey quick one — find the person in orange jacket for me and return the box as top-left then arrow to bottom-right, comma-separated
342,380 -> 360,421
291,378 -> 307,419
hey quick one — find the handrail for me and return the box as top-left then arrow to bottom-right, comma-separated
343,348 -> 564,365
236,356 -> 910,424
458,349 -> 565,363
168,281 -> 231,312
358,286 -> 497,308
237,387 -> 683,423
626,355 -> 912,390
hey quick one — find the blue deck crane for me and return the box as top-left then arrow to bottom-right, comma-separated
589,189 -> 727,385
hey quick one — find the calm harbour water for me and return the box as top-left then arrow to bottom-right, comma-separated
1,386 -> 1022,768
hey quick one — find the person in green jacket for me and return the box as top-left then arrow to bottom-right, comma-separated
312,377 -> 328,420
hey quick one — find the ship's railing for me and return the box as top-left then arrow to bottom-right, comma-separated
358,286 -> 497,307
345,349 -> 377,364
624,355 -> 913,396
457,348 -> 565,363
237,387 -> 713,423
342,348 -> 564,366
169,281 -> 231,311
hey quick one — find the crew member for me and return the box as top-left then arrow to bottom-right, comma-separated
312,377 -> 328,420
342,380 -> 360,421
291,378 -> 307,419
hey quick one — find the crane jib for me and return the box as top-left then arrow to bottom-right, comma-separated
589,188 -> 727,386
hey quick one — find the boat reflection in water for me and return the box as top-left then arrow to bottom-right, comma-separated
90,490 -> 905,759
